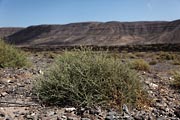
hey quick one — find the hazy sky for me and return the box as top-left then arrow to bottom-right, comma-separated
0,0 -> 180,27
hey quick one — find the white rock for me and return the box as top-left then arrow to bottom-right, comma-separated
31,113 -> 36,116
7,80 -> 12,83
148,90 -> 153,94
169,77 -> 174,80
38,70 -> 44,75
149,83 -> 158,89
61,115 -> 67,120
1,92 -> 8,96
65,107 -> 76,112
122,104 -> 130,115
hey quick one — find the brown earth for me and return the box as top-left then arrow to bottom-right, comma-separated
1,20 -> 180,47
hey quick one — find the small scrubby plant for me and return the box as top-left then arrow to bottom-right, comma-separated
130,59 -> 150,71
159,52 -> 176,60
0,40 -> 28,68
34,49 -> 148,109
173,71 -> 180,88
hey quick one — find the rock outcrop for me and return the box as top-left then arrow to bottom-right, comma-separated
3,20 -> 180,47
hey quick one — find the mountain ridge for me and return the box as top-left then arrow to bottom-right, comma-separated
1,20 -> 180,47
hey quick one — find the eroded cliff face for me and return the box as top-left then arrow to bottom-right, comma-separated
5,20 -> 180,46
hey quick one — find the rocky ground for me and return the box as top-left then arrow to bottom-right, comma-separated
0,51 -> 180,120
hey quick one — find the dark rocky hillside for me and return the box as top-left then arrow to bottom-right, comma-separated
3,20 -> 180,47
0,27 -> 23,39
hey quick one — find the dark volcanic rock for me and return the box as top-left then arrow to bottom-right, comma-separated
4,20 -> 180,47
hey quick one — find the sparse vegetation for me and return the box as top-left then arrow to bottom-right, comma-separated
130,59 -> 150,71
34,49 -> 148,109
127,53 -> 137,59
172,71 -> 180,88
0,40 -> 28,68
134,52 -> 146,58
172,59 -> 180,65
149,60 -> 157,65
158,52 -> 176,60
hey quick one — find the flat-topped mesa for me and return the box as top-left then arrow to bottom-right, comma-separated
4,20 -> 180,46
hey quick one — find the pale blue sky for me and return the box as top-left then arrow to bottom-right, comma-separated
0,0 -> 180,27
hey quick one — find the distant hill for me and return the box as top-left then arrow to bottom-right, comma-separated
0,27 -> 23,39
2,20 -> 180,47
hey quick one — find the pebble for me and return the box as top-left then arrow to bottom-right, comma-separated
67,116 -> 79,120
7,80 -> 13,83
76,107 -> 86,116
62,115 -> 67,120
174,108 -> 180,118
65,108 -> 76,113
106,111 -> 118,120
48,111 -> 55,116
81,118 -> 91,120
4,116 -> 13,120
122,104 -> 130,115
89,108 -> 100,115
105,115 -> 114,120
0,111 -> 5,118
26,114 -> 34,119
1,92 -> 8,97
149,83 -> 158,89
38,70 -> 44,75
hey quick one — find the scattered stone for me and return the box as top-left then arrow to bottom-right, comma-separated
105,115 -> 114,120
169,77 -> 174,80
65,108 -> 76,113
157,117 -> 166,120
4,116 -> 13,120
62,115 -> 67,120
7,80 -> 13,83
81,118 -> 91,120
122,104 -> 130,115
67,116 -> 79,120
134,115 -> 144,120
76,107 -> 86,116
0,53 -> 180,120
26,114 -> 34,119
149,83 -> 158,89
0,111 -> 5,118
38,70 -> 44,75
89,108 -> 100,115
1,92 -> 8,97
174,108 -> 180,118
48,111 -> 55,116
106,111 -> 118,120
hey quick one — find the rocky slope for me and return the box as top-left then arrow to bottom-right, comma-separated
4,20 -> 180,47
0,27 -> 23,39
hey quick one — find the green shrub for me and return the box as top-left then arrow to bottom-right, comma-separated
159,52 -> 176,60
131,59 -> 150,71
0,40 -> 28,68
34,49 -> 148,109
